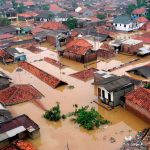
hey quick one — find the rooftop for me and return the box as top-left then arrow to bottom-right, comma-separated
126,87 -> 150,111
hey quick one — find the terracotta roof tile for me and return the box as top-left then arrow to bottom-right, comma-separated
0,33 -> 14,40
136,17 -> 148,23
23,1 -> 35,6
126,87 -> 150,111
41,22 -> 67,30
66,39 -> 93,48
132,7 -> 146,15
18,12 -> 38,18
49,4 -> 66,12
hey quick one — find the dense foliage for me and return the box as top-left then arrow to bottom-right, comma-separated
0,17 -> 10,26
144,84 -> 150,89
41,4 -> 50,10
72,106 -> 110,130
65,16 -> 77,29
97,14 -> 106,20
43,103 -> 61,121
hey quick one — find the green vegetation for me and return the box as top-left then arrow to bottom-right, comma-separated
16,4 -> 27,13
65,16 -> 77,29
0,17 -> 10,26
97,14 -> 106,20
41,4 -> 50,10
71,106 -> 110,130
43,102 -> 61,121
144,84 -> 150,89
127,0 -> 147,15
43,103 -> 109,130
0,0 -> 5,6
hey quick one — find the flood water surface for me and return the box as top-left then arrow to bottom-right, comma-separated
1,46 -> 150,150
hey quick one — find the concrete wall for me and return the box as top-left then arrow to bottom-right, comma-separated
113,23 -> 140,31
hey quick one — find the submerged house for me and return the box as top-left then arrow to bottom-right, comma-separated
0,48 -> 26,64
126,87 -> 150,123
127,64 -> 150,79
94,71 -> 134,107
0,114 -> 40,149
41,22 -> 70,47
0,71 -> 11,90
59,38 -> 97,63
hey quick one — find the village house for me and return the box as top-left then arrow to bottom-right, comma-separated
59,38 -> 97,63
94,71 -> 134,107
49,4 -> 66,14
0,103 -> 12,123
121,39 -> 143,54
0,71 -> 11,90
54,13 -> 71,22
0,26 -> 17,35
126,87 -> 150,123
34,11 -> 54,22
113,15 -> 141,31
132,7 -> 147,18
18,12 -> 38,21
41,22 -> 70,47
0,114 -> 40,149
0,48 -> 26,64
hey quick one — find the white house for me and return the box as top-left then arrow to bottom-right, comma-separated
94,71 -> 134,107
113,15 -> 141,31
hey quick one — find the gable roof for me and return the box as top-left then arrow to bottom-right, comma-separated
136,16 -> 148,23
132,7 -> 146,15
0,33 -> 14,40
41,22 -> 67,30
94,71 -> 133,92
126,87 -> 150,111
127,64 -> 150,79
114,15 -> 135,24
49,4 -> 66,12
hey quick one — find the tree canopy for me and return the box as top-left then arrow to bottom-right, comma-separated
97,14 -> 106,20
41,4 -> 50,10
65,16 -> 77,29
0,17 -> 11,26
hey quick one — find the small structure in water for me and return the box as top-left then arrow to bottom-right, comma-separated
0,114 -> 40,149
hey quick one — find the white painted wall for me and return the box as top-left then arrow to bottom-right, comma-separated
113,22 -> 140,31
98,86 -> 114,102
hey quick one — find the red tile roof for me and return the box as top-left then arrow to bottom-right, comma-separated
31,27 -> 44,35
0,84 -> 43,105
19,62 -> 67,88
18,12 -> 38,18
41,22 -> 67,30
49,4 -> 66,12
136,17 -> 148,23
23,1 -> 35,6
126,87 -> 150,111
0,33 -> 14,40
132,7 -> 146,15
66,39 -> 93,48
134,32 -> 150,44
0,50 -> 6,57
141,22 -> 150,30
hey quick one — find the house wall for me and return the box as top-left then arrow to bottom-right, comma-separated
126,100 -> 150,123
121,42 -> 143,54
113,23 -> 140,31
113,85 -> 134,106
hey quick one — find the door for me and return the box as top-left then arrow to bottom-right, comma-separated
98,88 -> 101,98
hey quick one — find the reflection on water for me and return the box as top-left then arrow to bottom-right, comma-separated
1,47 -> 150,150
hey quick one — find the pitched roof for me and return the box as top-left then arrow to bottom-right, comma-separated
114,15 -> 135,24
126,87 -> 150,111
66,39 -> 93,48
0,33 -> 14,40
41,22 -> 67,30
31,27 -> 44,35
136,16 -> 148,23
132,7 -> 146,15
18,12 -> 38,18
0,84 -> 43,105
127,64 -> 150,79
23,1 -> 35,6
49,4 -> 66,12
94,71 -> 133,92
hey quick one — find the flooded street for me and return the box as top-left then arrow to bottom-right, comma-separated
0,46 -> 149,150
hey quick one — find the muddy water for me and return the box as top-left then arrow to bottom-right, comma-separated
1,46 -> 150,150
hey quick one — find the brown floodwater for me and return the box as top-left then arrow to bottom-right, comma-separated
1,46 -> 150,150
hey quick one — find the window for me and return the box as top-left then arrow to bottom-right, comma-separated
108,93 -> 111,101
115,24 -> 117,26
120,24 -> 121,26
124,24 -> 126,27
102,90 -> 105,98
